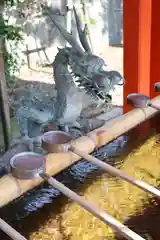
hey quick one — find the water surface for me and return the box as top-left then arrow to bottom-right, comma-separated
0,115 -> 160,239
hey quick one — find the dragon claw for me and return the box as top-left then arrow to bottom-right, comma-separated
10,135 -> 44,153
10,136 -> 35,152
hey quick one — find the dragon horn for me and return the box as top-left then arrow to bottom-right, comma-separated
44,6 -> 85,54
73,6 -> 92,53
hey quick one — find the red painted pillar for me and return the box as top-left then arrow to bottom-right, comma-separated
149,1 -> 160,131
123,0 -> 152,113
150,1 -> 160,98
123,0 -> 153,136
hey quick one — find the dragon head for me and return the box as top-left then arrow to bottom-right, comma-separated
45,5 -> 124,103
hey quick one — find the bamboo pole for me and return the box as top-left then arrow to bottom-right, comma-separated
71,147 -> 160,198
0,218 -> 27,240
0,96 -> 160,207
47,177 -> 145,240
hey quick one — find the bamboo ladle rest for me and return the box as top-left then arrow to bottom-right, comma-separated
9,152 -> 143,240
41,131 -> 160,198
126,93 -> 160,110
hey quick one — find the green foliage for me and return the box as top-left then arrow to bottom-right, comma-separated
1,0 -> 25,86
4,45 -> 24,86
3,20 -> 24,86
5,0 -> 24,7
4,24 -> 23,41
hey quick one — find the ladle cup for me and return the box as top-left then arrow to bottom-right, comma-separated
127,93 -> 160,110
155,82 -> 160,93
41,131 -> 160,199
10,152 -> 144,240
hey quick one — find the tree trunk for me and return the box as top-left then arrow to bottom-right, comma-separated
81,0 -> 93,52
0,2 -> 11,151
65,0 -> 73,47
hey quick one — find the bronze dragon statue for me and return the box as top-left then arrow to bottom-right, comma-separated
9,6 -> 123,153
46,6 -> 123,103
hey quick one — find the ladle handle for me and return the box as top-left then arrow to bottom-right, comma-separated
0,218 -> 27,240
148,102 -> 160,110
46,176 -> 144,240
70,147 -> 160,198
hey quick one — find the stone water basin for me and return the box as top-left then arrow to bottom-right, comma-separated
0,116 -> 160,239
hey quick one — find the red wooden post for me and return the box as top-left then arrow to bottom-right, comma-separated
150,1 -> 160,98
149,1 -> 160,131
123,0 -> 152,113
123,0 -> 152,136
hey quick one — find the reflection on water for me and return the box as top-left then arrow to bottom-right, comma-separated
0,115 -> 160,239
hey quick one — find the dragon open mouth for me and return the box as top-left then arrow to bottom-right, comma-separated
68,65 -> 111,102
